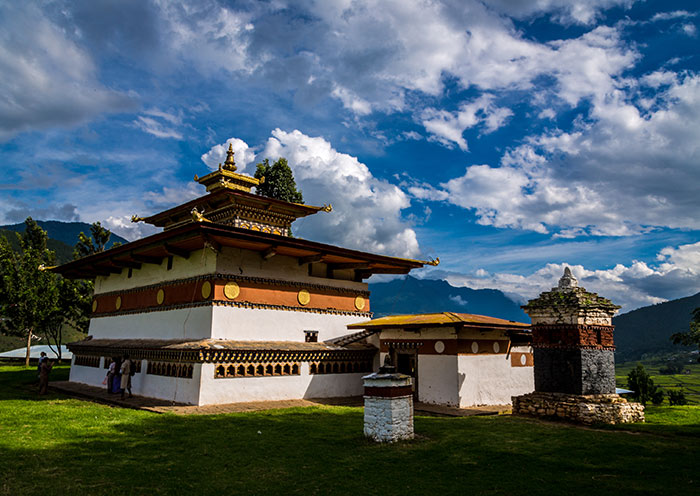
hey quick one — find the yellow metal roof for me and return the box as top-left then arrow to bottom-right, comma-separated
347,312 -> 530,329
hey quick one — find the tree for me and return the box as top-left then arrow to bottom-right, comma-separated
73,221 -> 113,259
671,307 -> 700,361
667,389 -> 688,406
254,158 -> 304,204
0,218 -> 58,366
0,218 -> 96,365
627,364 -> 664,405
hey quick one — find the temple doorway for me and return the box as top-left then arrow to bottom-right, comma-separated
395,350 -> 418,398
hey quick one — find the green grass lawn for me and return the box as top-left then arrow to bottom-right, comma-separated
1,363 -> 699,496
617,359 -> 700,405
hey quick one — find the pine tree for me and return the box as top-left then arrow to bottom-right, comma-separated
254,158 -> 304,204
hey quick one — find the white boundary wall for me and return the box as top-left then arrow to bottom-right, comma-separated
457,345 -> 534,407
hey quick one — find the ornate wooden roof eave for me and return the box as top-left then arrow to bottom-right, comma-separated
347,311 -> 531,331
139,189 -> 326,228
52,221 -> 431,280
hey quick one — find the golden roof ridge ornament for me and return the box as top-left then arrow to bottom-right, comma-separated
191,207 -> 211,223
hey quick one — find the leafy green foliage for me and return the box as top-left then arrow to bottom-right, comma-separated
671,307 -> 700,361
73,221 -> 112,260
659,361 -> 688,375
668,389 -> 688,406
627,364 -> 665,405
254,157 -> 304,204
0,218 -> 93,363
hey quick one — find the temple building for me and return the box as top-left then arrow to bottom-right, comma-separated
55,145 -> 436,405
347,312 -> 534,407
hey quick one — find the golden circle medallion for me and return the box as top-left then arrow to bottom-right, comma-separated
156,288 -> 165,305
92,300 -> 97,312
297,290 -> 311,306
201,281 -> 212,299
115,296 -> 122,310
224,282 -> 240,300
354,296 -> 366,310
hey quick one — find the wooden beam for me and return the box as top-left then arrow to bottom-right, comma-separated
261,246 -> 277,260
112,259 -> 142,270
164,243 -> 190,259
298,253 -> 324,265
362,267 -> 411,275
94,264 -> 122,275
328,262 -> 371,270
131,253 -> 163,265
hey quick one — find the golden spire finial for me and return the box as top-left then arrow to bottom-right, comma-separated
223,142 -> 237,172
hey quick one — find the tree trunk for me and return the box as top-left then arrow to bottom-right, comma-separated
25,328 -> 33,367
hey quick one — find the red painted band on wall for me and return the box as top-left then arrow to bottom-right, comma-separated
364,385 -> 413,397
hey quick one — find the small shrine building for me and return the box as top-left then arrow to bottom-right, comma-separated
347,312 -> 534,407
55,146 -> 435,405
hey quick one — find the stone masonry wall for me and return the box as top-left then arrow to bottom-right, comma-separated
363,396 -> 414,442
512,392 -> 645,425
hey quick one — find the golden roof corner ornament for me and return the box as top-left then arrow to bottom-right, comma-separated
426,257 -> 440,266
223,143 -> 237,172
131,215 -> 144,223
321,204 -> 333,212
38,264 -> 57,271
191,207 -> 210,223
193,174 -> 199,182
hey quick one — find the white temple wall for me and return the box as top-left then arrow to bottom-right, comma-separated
137,361 -> 201,405
68,356 -> 108,387
457,348 -> 534,407
68,358 -> 201,404
197,362 -> 365,405
417,355 -> 460,406
95,248 -> 216,294
88,307 -> 212,340
216,247 -> 368,292
211,306 -> 362,342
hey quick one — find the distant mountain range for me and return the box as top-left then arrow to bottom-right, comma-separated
0,220 -> 128,264
369,275 -> 698,362
369,276 -> 529,322
613,292 -> 699,361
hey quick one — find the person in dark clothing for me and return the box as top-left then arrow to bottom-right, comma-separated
38,359 -> 53,395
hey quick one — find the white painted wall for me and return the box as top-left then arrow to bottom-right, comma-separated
418,355 -> 460,406
95,248 -> 217,294
137,360 -> 201,405
88,307 -> 213,340
211,306 -> 363,342
216,247 -> 368,292
457,347 -> 534,407
68,356 -> 108,388
69,359 -> 201,405
197,362 -> 365,405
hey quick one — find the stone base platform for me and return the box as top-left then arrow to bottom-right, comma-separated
512,392 -> 644,425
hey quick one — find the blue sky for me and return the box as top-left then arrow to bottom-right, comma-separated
1,0 -> 699,312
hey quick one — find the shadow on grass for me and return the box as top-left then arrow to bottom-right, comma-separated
2,401 -> 699,496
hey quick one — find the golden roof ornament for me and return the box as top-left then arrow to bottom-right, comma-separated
222,143 -> 237,172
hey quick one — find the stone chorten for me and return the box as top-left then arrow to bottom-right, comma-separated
522,267 -> 620,395
512,268 -> 644,424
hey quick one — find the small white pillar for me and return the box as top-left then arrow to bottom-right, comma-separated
363,372 -> 414,442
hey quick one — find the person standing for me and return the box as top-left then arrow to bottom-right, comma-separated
38,358 -> 53,395
105,357 -> 117,393
120,354 -> 133,399
37,352 -> 47,383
